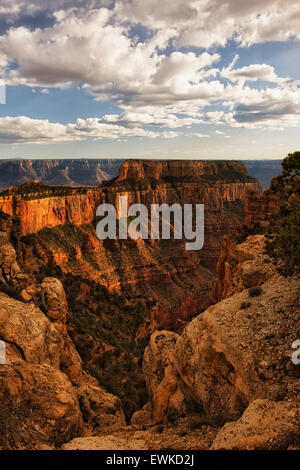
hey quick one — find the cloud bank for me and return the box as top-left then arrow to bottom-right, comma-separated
0,0 -> 300,143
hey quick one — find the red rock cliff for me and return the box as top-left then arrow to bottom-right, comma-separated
116,159 -> 249,181
0,161 -> 262,330
245,188 -> 280,226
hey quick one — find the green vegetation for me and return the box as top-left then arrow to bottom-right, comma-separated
23,223 -> 93,252
265,151 -> 300,276
235,222 -> 265,244
107,172 -> 255,193
32,255 -> 150,421
64,274 -> 149,421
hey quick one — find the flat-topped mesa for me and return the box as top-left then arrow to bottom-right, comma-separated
0,160 -> 262,238
116,159 -> 250,182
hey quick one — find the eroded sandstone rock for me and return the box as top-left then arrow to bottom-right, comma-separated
143,330 -> 186,423
77,372 -> 125,430
144,236 -> 299,426
41,277 -> 68,322
0,237 -> 125,448
0,231 -> 20,283
211,399 -> 300,450
0,359 -> 83,449
62,435 -> 148,450
131,402 -> 152,427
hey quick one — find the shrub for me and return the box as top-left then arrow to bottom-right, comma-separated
240,301 -> 251,309
270,385 -> 287,402
248,286 -> 262,297
155,424 -> 164,434
265,151 -> 300,276
189,413 -> 226,430
189,415 -> 208,430
166,407 -> 181,423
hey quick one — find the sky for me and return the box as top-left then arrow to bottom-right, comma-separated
0,0 -> 299,160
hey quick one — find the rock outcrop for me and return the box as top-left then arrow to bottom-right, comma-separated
143,331 -> 184,423
245,188 -> 280,226
0,234 -> 125,449
62,435 -> 148,450
142,235 -> 300,449
211,399 -> 300,450
214,234 -> 276,301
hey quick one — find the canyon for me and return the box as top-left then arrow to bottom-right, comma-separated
0,158 -> 280,192
0,158 -> 298,450
0,160 -> 261,329
0,159 -> 123,192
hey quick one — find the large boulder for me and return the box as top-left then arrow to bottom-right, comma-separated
41,277 -> 68,322
143,330 -> 185,423
211,399 -> 300,450
172,274 -> 299,421
0,359 -> 83,449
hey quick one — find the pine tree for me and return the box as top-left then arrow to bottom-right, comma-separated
265,152 -> 300,276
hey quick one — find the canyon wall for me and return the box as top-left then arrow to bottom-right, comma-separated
0,161 -> 262,329
0,161 -> 261,237
245,188 -> 280,225
116,159 -> 249,181
141,235 -> 300,449
0,187 -> 103,236
0,159 -> 122,191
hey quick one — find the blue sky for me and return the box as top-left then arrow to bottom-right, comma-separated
0,0 -> 299,160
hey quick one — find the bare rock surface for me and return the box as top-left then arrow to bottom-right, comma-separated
0,232 -> 21,283
41,277 -> 68,322
62,435 -> 148,450
0,237 -> 125,449
143,330 -> 185,422
211,399 -> 300,450
215,234 -> 276,300
0,359 -> 83,448
143,236 -> 300,429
